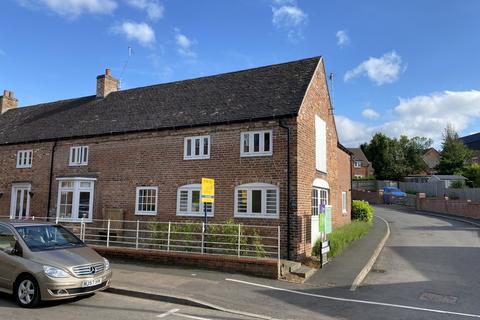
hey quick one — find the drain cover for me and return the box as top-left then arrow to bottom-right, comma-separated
419,292 -> 458,305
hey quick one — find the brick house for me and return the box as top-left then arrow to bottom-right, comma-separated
348,148 -> 373,179
0,57 -> 351,259
460,132 -> 480,164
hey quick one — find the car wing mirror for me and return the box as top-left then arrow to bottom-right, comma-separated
4,242 -> 23,256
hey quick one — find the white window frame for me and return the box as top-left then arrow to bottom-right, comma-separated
135,186 -> 159,216
354,174 -> 364,179
234,183 -> 279,219
342,192 -> 348,214
354,161 -> 362,168
69,146 -> 89,166
184,136 -> 210,160
311,187 -> 329,216
56,178 -> 95,222
16,150 -> 33,168
240,130 -> 273,157
176,184 -> 214,217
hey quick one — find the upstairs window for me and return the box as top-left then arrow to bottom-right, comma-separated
17,150 -> 33,168
354,161 -> 362,168
69,146 -> 89,166
184,136 -> 210,160
176,184 -> 213,216
234,183 -> 279,218
241,130 -> 272,157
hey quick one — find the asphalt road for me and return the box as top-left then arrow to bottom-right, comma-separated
215,206 -> 480,319
0,291 -> 258,320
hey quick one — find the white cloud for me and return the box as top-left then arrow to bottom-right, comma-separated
112,21 -> 155,46
344,51 -> 405,85
174,28 -> 197,59
26,0 -> 117,18
336,30 -> 350,47
336,90 -> 480,147
271,0 -> 308,42
361,108 -> 380,120
125,0 -> 163,20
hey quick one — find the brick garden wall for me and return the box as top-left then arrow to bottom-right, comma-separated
417,198 -> 480,220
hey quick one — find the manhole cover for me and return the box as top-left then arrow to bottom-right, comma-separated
419,292 -> 458,305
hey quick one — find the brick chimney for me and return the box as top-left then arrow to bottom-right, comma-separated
96,68 -> 119,98
0,90 -> 18,114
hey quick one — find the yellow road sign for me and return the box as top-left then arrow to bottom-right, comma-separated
201,178 -> 215,203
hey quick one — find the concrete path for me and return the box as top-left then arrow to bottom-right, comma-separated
107,206 -> 480,319
305,215 -> 388,288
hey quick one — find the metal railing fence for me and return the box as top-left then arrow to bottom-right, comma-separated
0,216 -> 280,262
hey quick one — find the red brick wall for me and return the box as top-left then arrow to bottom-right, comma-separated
352,165 -> 371,178
417,198 -> 480,220
294,58 -> 351,257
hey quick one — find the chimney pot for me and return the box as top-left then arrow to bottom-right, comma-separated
105,68 -> 111,76
3,90 -> 9,97
1,89 -> 18,114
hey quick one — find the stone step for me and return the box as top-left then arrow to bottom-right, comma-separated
290,265 -> 316,279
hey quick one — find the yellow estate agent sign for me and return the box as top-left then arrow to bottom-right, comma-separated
201,178 -> 215,203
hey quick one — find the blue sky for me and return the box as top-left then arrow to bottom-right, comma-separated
1,0 -> 479,147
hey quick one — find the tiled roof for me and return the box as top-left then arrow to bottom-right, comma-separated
0,56 -> 321,145
347,148 -> 369,162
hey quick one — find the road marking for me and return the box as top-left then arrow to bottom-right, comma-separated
157,308 -> 180,318
225,278 -> 480,318
174,313 -> 213,320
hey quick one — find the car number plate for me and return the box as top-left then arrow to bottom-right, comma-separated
82,278 -> 102,288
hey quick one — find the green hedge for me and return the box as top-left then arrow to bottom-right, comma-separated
313,220 -> 371,258
352,200 -> 373,223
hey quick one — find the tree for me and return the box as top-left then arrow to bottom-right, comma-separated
459,164 -> 480,187
437,125 -> 473,175
361,133 -> 432,180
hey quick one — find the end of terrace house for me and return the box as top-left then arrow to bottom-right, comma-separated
0,56 -> 352,260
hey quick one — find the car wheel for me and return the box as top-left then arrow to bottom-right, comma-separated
15,275 -> 41,308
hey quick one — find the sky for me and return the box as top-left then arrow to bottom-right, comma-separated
1,0 -> 480,147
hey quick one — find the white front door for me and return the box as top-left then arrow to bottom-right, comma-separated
10,183 -> 31,220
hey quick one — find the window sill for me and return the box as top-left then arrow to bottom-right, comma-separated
240,153 -> 273,158
176,212 -> 214,217
234,213 -> 279,219
183,156 -> 210,160
135,212 -> 158,216
16,166 -> 32,169
69,164 -> 88,167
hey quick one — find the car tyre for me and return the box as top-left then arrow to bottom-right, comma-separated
15,275 -> 41,308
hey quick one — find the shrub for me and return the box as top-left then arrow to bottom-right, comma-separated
312,221 -> 371,258
351,200 -> 373,223
450,180 -> 464,189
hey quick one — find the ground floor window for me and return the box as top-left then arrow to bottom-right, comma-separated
311,187 -> 328,216
56,178 -> 95,222
234,183 -> 279,218
176,184 -> 213,216
135,186 -> 158,215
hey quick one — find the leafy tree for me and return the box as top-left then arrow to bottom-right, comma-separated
459,164 -> 480,187
437,125 -> 472,174
361,133 -> 432,180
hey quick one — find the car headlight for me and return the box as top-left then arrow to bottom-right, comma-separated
43,265 -> 70,278
103,257 -> 110,270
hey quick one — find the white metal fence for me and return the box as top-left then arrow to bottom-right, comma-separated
0,216 -> 280,261
399,182 -> 480,203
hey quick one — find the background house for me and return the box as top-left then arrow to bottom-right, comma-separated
421,148 -> 440,174
460,132 -> 480,163
348,148 -> 374,179
404,174 -> 467,188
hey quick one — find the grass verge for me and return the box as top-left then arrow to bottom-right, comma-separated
313,220 -> 371,259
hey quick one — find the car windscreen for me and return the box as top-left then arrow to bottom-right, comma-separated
15,225 -> 85,252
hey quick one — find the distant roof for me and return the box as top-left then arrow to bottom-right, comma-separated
0,56 -> 321,145
348,148 -> 369,162
460,132 -> 480,145
432,175 -> 467,180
